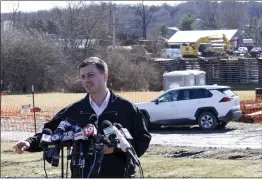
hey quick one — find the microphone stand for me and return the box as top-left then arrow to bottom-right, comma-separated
61,146 -> 64,178
91,135 -> 106,177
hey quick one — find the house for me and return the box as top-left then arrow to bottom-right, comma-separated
167,29 -> 244,49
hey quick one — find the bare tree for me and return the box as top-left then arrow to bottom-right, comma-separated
9,1 -> 21,28
136,1 -> 155,39
220,1 -> 248,29
49,1 -> 111,63
197,1 -> 220,29
246,17 -> 262,45
1,28 -> 69,92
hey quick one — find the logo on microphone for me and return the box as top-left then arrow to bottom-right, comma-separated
42,134 -> 52,142
84,126 -> 93,135
52,134 -> 60,141
83,124 -> 97,137
63,131 -> 73,137
57,121 -> 71,131
74,132 -> 85,140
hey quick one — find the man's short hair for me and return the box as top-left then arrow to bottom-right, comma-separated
78,57 -> 108,74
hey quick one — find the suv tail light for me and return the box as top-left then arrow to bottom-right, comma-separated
219,97 -> 232,102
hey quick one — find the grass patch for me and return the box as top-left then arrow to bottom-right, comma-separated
140,156 -> 262,178
1,142 -> 261,178
1,91 -> 256,111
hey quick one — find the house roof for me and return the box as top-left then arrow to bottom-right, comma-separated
168,27 -> 180,31
168,29 -> 239,44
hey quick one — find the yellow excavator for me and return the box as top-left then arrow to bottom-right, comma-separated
180,34 -> 231,58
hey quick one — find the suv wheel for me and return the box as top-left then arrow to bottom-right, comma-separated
197,112 -> 217,130
216,121 -> 228,129
142,112 -> 159,130
142,112 -> 150,130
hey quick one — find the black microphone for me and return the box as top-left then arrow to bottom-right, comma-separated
89,114 -> 97,123
61,127 -> 74,146
101,120 -> 140,165
83,123 -> 106,177
100,120 -> 120,147
51,120 -> 73,167
40,128 -> 53,162
61,127 -> 74,160
55,120 -> 73,135
40,128 -> 53,148
73,125 -> 86,168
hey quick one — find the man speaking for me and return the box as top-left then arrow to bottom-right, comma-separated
13,57 -> 152,178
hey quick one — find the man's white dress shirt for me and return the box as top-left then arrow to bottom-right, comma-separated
89,89 -> 110,117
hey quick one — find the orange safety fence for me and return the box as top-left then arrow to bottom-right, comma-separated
240,94 -> 262,123
1,91 -> 261,142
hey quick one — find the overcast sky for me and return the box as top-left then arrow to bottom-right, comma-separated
1,1 -> 183,13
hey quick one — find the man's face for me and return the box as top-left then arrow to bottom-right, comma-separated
79,64 -> 108,94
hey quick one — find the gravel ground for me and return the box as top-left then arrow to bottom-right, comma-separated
149,122 -> 262,150
149,122 -> 262,160
1,118 -> 262,160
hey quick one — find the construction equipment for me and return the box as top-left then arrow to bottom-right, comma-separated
180,34 -> 231,58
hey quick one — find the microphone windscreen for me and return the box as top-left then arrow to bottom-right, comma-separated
100,120 -> 113,130
42,128 -> 53,135
113,123 -> 123,130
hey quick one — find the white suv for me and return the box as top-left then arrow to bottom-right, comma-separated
136,85 -> 242,130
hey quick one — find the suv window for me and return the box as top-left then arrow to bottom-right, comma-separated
177,89 -> 191,100
158,90 -> 178,102
202,89 -> 213,98
217,88 -> 236,97
177,89 -> 213,100
190,89 -> 205,99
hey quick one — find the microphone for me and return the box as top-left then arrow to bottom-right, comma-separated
61,129 -> 74,146
40,128 -> 53,148
116,129 -> 140,165
73,125 -> 85,168
113,123 -> 139,177
73,126 -> 86,141
89,114 -> 98,124
101,120 -> 140,165
113,123 -> 138,159
52,119 -> 73,145
100,120 -> 120,147
51,120 -> 73,167
83,123 -> 107,177
55,120 -> 73,135
83,124 -> 98,138
61,128 -> 74,160
113,123 -> 133,140
40,128 -> 53,163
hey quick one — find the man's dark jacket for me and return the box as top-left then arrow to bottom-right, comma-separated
25,90 -> 152,178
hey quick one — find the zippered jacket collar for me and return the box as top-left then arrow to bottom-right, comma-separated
81,88 -> 118,114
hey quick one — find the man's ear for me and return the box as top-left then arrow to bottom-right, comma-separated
104,73 -> 108,80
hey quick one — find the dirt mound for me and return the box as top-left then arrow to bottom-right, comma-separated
163,146 -> 262,160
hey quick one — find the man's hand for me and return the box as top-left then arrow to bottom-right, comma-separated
104,147 -> 114,154
13,141 -> 30,154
